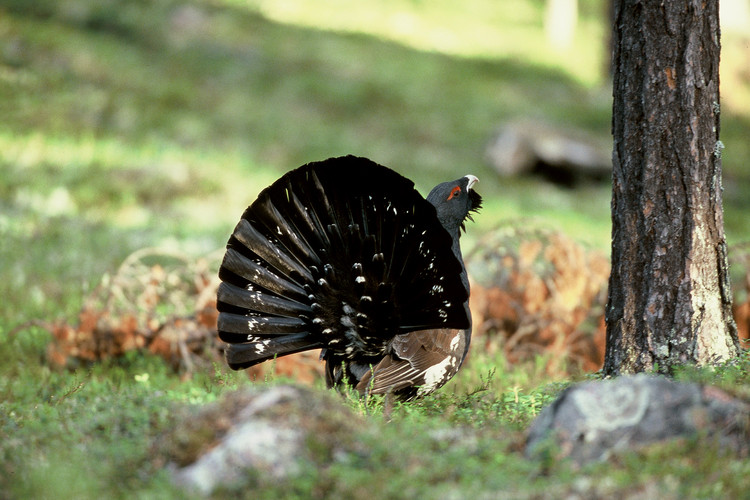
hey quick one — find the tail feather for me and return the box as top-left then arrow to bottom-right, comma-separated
225,333 -> 322,369
219,247 -> 308,303
218,313 -> 308,339
252,193 -> 324,270
229,219 -> 313,285
217,282 -> 311,318
293,169 -> 335,247
217,155 -> 471,370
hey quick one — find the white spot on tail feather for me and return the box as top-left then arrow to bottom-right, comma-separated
252,338 -> 273,354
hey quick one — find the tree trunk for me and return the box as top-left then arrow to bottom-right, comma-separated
604,0 -> 739,375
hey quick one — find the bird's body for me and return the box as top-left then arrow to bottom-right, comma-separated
217,156 -> 481,400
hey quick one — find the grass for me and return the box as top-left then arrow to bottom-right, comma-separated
1,0 -> 749,498
3,344 -> 748,498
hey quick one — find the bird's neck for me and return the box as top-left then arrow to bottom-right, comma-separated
447,230 -> 470,295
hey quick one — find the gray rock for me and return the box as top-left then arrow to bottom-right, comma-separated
485,120 -> 611,186
525,374 -> 750,465
166,385 -> 362,496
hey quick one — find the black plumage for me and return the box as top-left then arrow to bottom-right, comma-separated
217,155 -> 481,399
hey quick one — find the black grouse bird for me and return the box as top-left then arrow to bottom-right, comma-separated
216,155 -> 481,400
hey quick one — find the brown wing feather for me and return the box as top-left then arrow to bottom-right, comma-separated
356,328 -> 469,398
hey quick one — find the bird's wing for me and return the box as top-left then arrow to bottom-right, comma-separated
356,328 -> 469,398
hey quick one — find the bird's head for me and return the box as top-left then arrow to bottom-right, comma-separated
426,175 -> 483,234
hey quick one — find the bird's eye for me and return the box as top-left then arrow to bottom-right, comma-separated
447,186 -> 461,200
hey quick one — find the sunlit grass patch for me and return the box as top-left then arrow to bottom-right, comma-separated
231,0 -> 607,86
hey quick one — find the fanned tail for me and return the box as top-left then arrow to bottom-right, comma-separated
216,155 -> 471,370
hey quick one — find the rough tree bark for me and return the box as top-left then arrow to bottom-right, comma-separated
604,0 -> 739,375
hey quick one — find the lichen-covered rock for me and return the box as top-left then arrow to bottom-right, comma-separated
525,374 -> 750,465
160,385 -> 363,496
